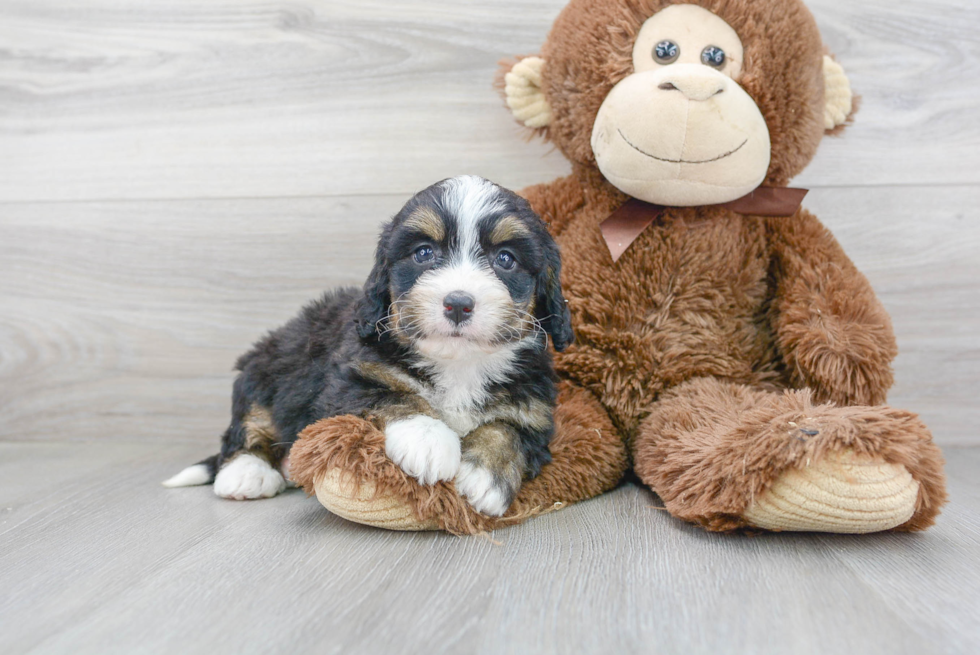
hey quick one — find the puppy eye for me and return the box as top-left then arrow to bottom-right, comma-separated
413,245 -> 435,264
654,40 -> 679,64
494,250 -> 516,270
701,45 -> 726,68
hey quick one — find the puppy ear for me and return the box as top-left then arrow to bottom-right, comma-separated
536,242 -> 574,352
355,232 -> 392,340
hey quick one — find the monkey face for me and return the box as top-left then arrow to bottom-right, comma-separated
501,0 -> 848,193
590,4 -> 771,206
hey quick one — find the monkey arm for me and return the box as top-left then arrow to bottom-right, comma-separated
520,174 -> 585,236
767,210 -> 898,406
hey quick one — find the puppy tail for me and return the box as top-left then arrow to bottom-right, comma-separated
162,454 -> 218,488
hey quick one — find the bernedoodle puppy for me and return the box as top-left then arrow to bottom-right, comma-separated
164,176 -> 574,516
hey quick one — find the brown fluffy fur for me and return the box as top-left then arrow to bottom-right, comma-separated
291,381 -> 629,535
529,0 -> 826,185
293,0 -> 946,532
634,378 -> 946,531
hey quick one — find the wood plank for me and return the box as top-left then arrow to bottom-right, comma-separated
1,0 -> 978,202
1,1 -> 977,653
816,448 -> 980,655
799,0 -> 980,188
2,184 -> 976,445
0,195 -> 398,444
1,441 -> 977,654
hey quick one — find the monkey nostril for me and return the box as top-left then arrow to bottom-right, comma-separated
662,78 -> 726,101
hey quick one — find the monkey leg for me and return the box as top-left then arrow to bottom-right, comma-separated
633,377 -> 947,533
289,381 -> 629,535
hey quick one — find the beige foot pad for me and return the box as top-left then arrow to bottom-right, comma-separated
313,469 -> 439,531
743,450 -> 919,533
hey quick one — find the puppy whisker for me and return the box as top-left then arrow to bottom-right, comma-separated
515,308 -> 547,340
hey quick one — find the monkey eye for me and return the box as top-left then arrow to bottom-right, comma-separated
701,45 -> 726,68
413,245 -> 435,264
653,40 -> 679,64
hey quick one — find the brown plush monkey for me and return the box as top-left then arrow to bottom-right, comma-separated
291,0 -> 947,534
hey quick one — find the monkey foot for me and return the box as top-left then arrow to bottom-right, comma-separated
290,382 -> 629,534
288,414 -> 573,535
313,469 -> 439,531
742,450 -> 919,533
634,379 -> 947,533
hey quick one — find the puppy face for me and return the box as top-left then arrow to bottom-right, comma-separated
357,176 -> 573,354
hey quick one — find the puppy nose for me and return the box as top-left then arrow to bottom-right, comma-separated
443,292 -> 475,325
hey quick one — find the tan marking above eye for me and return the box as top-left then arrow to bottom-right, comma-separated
490,215 -> 532,245
404,208 -> 445,242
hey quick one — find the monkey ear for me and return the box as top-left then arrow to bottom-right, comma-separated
499,56 -> 553,129
823,55 -> 855,131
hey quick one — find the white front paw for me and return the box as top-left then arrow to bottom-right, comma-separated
385,415 -> 461,485
213,454 -> 286,500
455,461 -> 510,517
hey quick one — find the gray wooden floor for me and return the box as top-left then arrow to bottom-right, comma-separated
1,441 -> 979,655
2,0 -> 979,653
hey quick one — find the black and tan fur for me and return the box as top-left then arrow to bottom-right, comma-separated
164,176 -> 573,516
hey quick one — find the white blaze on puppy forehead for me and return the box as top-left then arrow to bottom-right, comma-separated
407,175 -> 520,352
440,175 -> 506,259
406,175 -> 531,419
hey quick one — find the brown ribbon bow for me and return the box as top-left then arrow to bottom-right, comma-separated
599,186 -> 809,262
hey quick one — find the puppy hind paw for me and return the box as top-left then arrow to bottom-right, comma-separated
213,454 -> 287,500
455,462 -> 513,517
384,416 -> 461,486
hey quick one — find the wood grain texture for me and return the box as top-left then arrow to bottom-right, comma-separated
1,442 -> 978,655
1,0 -> 978,202
0,0 -> 978,651
0,195 -> 394,443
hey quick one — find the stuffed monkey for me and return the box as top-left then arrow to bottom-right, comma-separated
291,0 -> 947,534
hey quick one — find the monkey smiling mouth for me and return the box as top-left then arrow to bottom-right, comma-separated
617,129 -> 748,164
